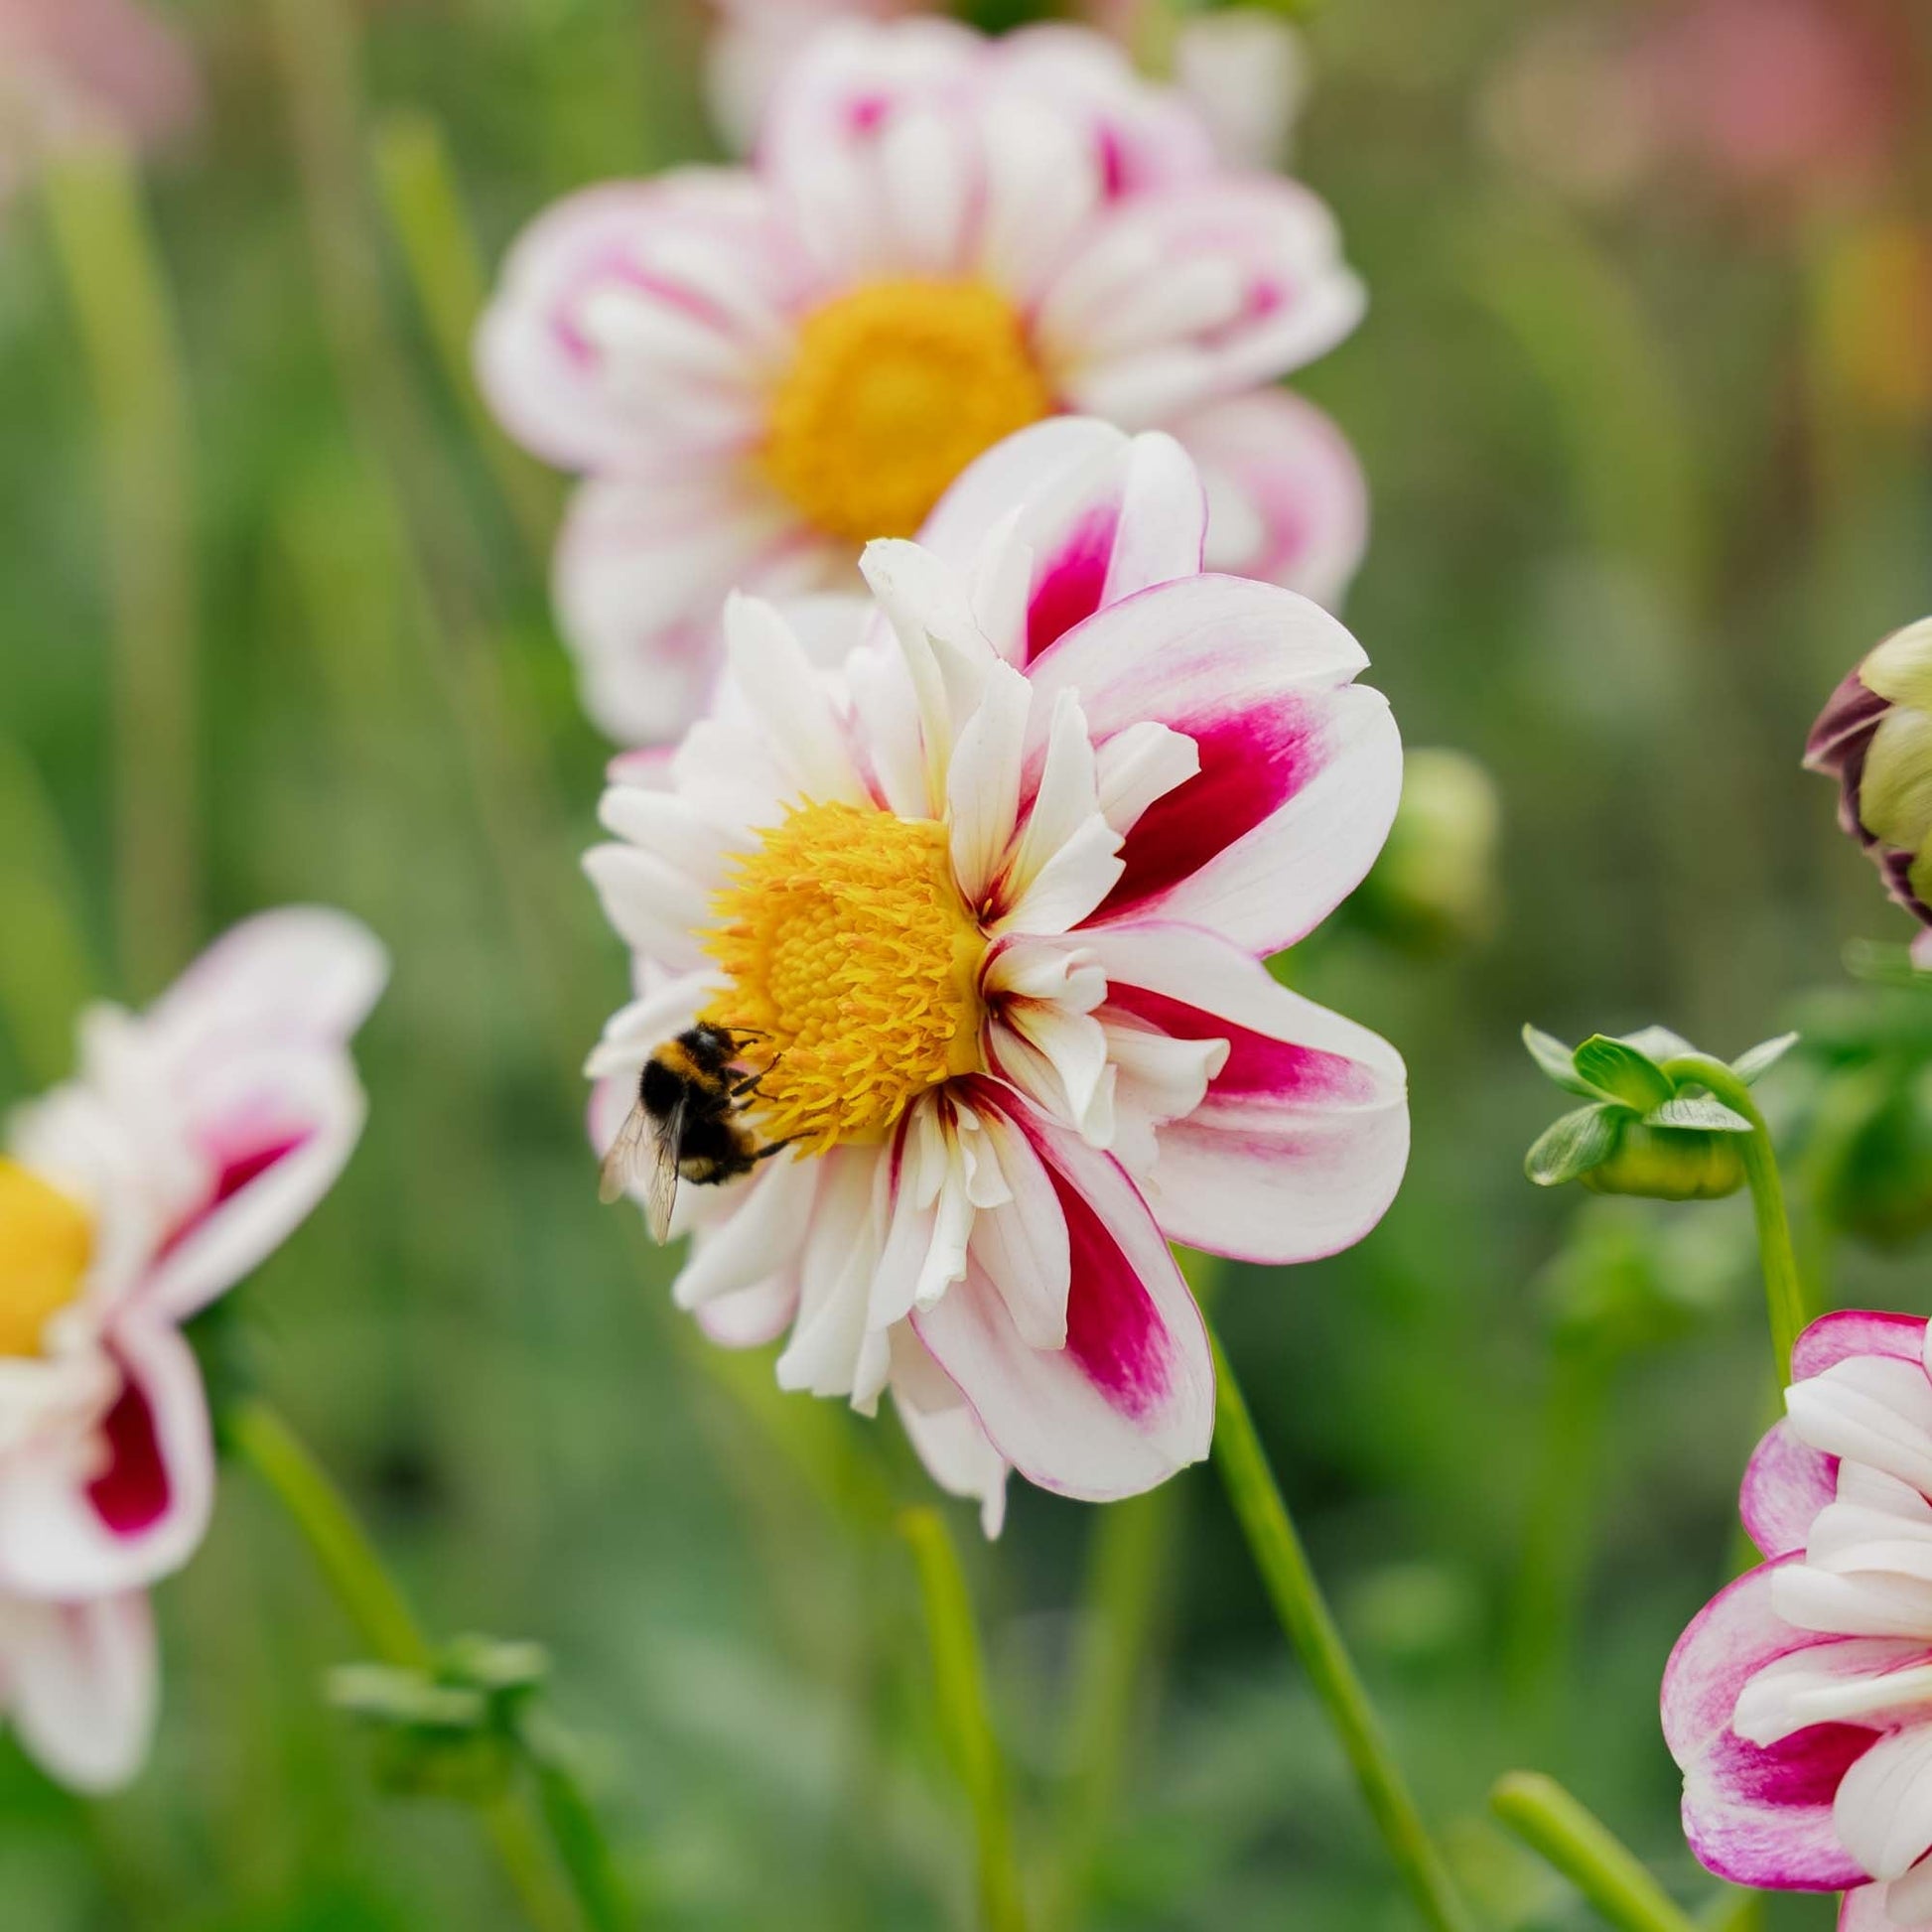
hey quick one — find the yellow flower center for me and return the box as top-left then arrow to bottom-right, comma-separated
704,801 -> 986,1155
762,279 -> 1055,544
0,1157 -> 93,1358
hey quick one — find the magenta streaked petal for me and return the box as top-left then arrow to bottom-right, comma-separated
1806,670 -> 1887,777
1082,921 -> 1407,1264
910,1088 -> 1212,1501
1742,1419 -> 1840,1560
1665,1556 -> 1828,1766
1684,1724 -> 1873,1890
1023,571 -> 1395,952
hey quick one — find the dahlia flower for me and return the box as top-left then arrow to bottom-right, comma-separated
478,17 -> 1367,744
1665,1310 -> 1932,1929
0,909 -> 385,1788
1808,619 -> 1932,963
584,418 -> 1407,1531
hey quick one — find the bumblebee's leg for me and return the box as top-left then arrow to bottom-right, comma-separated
730,1052 -> 785,1099
752,1139 -> 793,1164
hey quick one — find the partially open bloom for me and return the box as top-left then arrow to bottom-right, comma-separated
0,910 -> 385,1788
478,17 -> 1367,744
584,418 -> 1407,1530
1808,620 -> 1932,964
1665,1310 -> 1932,1929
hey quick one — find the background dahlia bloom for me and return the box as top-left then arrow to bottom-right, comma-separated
478,17 -> 1367,745
1664,1310 -> 1932,1928
0,909 -> 385,1788
584,418 -> 1407,1531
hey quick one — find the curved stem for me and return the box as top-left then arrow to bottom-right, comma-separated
1659,1058 -> 1809,1384
1491,1772 -> 1699,1932
1206,1321 -> 1473,1932
228,1400 -> 584,1932
898,1506 -> 1029,1932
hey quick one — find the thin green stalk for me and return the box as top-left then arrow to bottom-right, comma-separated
227,1400 -> 585,1932
1491,1772 -> 1700,1932
898,1507 -> 1028,1932
522,1717 -> 643,1932
41,142 -> 199,998
1659,1057 -> 1809,1383
1207,1319 -> 1473,1932
368,108 -> 561,561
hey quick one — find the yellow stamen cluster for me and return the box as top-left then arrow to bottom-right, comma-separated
705,801 -> 986,1154
761,279 -> 1055,544
0,1157 -> 92,1358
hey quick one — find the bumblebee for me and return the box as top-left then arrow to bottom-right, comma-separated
599,1025 -> 783,1241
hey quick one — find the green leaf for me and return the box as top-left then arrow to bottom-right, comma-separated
1525,1105 -> 1621,1186
1522,1025 -> 1601,1097
1730,1032 -> 1799,1085
1572,1035 -> 1676,1111
1643,1097 -> 1752,1133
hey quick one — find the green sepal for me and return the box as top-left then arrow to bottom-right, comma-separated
1729,1033 -> 1800,1085
1572,1035 -> 1676,1111
1643,1096 -> 1752,1133
1525,1104 -> 1621,1186
1522,1025 -> 1602,1098
1615,1025 -> 1699,1065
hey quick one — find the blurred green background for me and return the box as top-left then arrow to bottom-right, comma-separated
3,0 -> 1930,1925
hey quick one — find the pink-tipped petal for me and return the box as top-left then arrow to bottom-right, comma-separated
1025,572 -> 1398,953
911,1089 -> 1212,1502
5,1591 -> 156,1794
141,1047 -> 368,1324
1665,1556 -> 1870,1890
1082,921 -> 1408,1263
1841,1882 -> 1900,1929
1173,389 -> 1369,610
1793,1312 -> 1932,1382
556,475 -> 842,747
892,1333 -> 1010,1539
475,172 -> 798,476
0,1318 -> 213,1598
1743,1419 -> 1841,1560
1041,177 -> 1364,428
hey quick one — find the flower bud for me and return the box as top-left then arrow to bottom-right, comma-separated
1357,747 -> 1503,955
1522,1026 -> 1794,1202
1806,618 -> 1932,936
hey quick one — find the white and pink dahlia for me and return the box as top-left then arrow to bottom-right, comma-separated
1665,1310 -> 1932,1930
478,17 -> 1367,744
583,419 -> 1407,1532
0,910 -> 384,1788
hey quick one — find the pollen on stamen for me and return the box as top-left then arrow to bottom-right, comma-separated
702,801 -> 987,1155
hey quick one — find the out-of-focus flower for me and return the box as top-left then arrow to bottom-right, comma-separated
584,418 -> 1407,1530
1807,620 -> 1932,949
1522,1026 -> 1794,1201
0,910 -> 385,1788
704,0 -> 917,156
1355,746 -> 1501,954
1169,10 -> 1309,174
1817,223 -> 1932,430
478,17 -> 1367,744
1664,1310 -> 1932,1929
1483,0 -> 1906,211
0,0 -> 201,207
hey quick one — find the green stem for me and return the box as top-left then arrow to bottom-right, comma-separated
1207,1320 -> 1473,1932
367,108 -> 561,563
898,1507 -> 1028,1932
227,1401 -> 585,1932
40,141 -> 199,999
522,1717 -> 643,1932
1491,1772 -> 1700,1932
1659,1058 -> 1809,1383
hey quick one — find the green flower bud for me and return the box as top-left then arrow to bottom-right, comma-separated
1522,1025 -> 1795,1202
1356,747 -> 1503,955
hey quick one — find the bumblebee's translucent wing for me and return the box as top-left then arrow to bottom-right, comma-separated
599,1090 -> 682,1219
639,1095 -> 685,1244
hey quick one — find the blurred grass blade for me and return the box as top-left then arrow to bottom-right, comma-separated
0,733 -> 100,1085
41,141 -> 199,998
899,1506 -> 1029,1932
370,108 -> 562,561
1208,1317 -> 1474,1932
523,1718 -> 646,1932
1491,1772 -> 1701,1932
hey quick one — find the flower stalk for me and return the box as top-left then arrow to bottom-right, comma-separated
1655,1056 -> 1809,1384
1491,1772 -> 1700,1932
228,1399 -> 613,1932
898,1506 -> 1029,1932
1207,1319 -> 1474,1932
